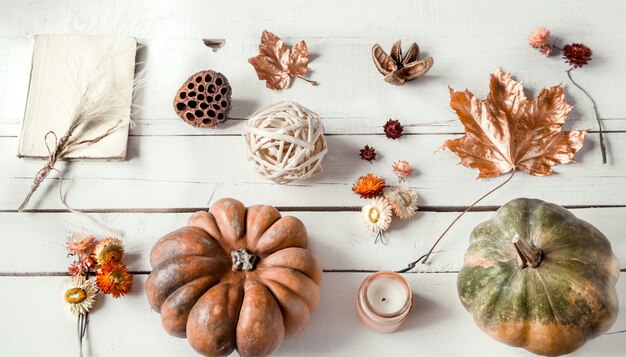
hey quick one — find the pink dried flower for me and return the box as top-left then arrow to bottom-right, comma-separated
539,45 -> 552,56
392,160 -> 413,182
528,26 -> 551,48
68,262 -> 85,277
80,255 -> 96,270
66,232 -> 96,256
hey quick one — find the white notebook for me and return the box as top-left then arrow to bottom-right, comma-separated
18,35 -> 137,160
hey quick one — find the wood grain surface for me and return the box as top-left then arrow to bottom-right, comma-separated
0,0 -> 624,356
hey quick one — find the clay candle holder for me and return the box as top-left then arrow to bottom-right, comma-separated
356,271 -> 413,333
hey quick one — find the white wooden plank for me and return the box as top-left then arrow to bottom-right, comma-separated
1,273 -> 624,356
1,33 -> 625,137
2,0 -> 626,39
1,133 -> 624,209
2,208 -> 625,273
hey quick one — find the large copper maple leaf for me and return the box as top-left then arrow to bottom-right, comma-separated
248,30 -> 315,90
440,69 -> 588,178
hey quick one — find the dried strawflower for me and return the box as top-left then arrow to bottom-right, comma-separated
384,119 -> 403,139
68,262 -> 84,277
528,27 -> 551,49
361,197 -> 392,236
352,173 -> 386,199
359,145 -> 377,162
96,262 -> 133,298
63,276 -> 97,315
540,45 -> 552,56
94,237 -> 125,265
66,232 -> 95,256
384,187 -> 419,220
392,160 -> 413,182
563,43 -> 592,68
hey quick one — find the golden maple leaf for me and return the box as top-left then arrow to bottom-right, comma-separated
440,69 -> 588,178
248,30 -> 316,90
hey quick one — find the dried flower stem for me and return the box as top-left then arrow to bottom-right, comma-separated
398,169 -> 516,272
297,75 -> 318,86
77,312 -> 88,357
566,68 -> 607,164
77,270 -> 90,357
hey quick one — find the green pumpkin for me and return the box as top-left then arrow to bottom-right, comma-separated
458,198 -> 619,356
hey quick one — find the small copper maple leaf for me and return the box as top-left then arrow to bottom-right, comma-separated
248,30 -> 316,90
440,69 -> 588,178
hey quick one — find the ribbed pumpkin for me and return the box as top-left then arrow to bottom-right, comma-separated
458,198 -> 619,356
145,198 -> 322,357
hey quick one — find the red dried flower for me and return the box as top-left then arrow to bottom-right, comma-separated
352,173 -> 386,199
96,262 -> 133,298
384,119 -> 404,139
563,43 -> 592,68
359,145 -> 377,162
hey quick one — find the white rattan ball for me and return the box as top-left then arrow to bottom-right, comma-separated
243,101 -> 328,184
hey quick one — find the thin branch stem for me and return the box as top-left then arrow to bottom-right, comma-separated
398,169 -> 516,272
566,68 -> 607,164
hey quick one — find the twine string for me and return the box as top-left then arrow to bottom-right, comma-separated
18,123 -> 125,236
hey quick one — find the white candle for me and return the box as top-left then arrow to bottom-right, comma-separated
356,271 -> 413,333
366,277 -> 408,314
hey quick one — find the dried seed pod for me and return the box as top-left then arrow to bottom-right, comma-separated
173,70 -> 232,128
372,40 -> 434,85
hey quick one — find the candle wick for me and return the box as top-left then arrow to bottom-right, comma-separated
381,298 -> 386,302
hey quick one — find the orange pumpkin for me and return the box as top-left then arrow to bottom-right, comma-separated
145,198 -> 322,357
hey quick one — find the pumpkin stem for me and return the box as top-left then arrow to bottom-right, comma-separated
231,248 -> 258,271
512,234 -> 542,268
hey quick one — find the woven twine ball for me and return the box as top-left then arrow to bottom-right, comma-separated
243,101 -> 328,184
173,70 -> 232,128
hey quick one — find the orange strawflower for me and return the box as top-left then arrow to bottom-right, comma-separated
352,173 -> 386,199
96,262 -> 132,298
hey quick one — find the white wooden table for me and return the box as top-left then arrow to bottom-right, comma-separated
1,1 -> 625,356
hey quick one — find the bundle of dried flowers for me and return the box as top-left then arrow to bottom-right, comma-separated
62,233 -> 132,356
353,169 -> 418,243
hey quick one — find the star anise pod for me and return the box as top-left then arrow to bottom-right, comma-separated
384,119 -> 404,139
372,40 -> 434,85
563,43 -> 592,68
359,145 -> 377,162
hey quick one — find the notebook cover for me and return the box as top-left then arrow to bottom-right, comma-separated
17,35 -> 137,160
